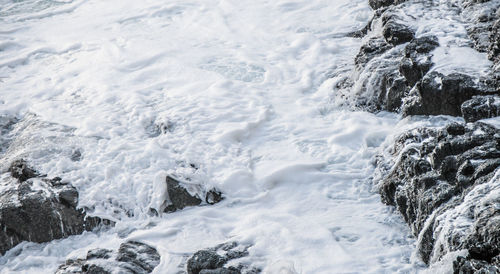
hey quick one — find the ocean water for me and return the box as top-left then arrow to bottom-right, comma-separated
0,0 -> 425,272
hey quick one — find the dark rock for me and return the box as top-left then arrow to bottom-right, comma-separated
490,18 -> 500,63
206,189 -> 224,205
453,256 -> 500,274
165,175 -> 202,212
162,176 -> 224,213
368,0 -> 407,10
354,38 -> 392,69
116,241 -> 161,273
8,159 -> 39,182
369,0 -> 394,10
0,164 -> 108,255
83,264 -> 110,274
378,122 -> 500,265
403,72 -> 497,117
187,250 -> 227,274
382,20 -> 415,46
59,187 -> 79,208
187,242 -> 256,274
399,36 -> 439,87
200,268 -> 241,274
56,241 -> 160,274
446,123 -> 466,136
461,95 -> 500,122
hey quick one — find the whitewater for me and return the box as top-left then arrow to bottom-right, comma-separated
0,0 -> 428,272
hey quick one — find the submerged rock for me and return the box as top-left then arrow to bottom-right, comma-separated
56,241 -> 160,274
377,122 -> 500,269
0,160 -> 109,255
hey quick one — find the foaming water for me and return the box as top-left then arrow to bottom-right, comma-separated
0,0 -> 422,272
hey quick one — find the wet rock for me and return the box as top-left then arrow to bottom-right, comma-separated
188,250 -> 227,274
163,176 -> 224,213
117,241 -> 162,273
8,159 -> 39,182
0,161 -> 108,255
461,95 -> 500,122
490,18 -> 500,63
187,242 -> 258,274
377,122 -> 500,267
368,0 -> 406,10
164,176 -> 202,212
399,36 -> 439,87
352,39 -> 406,111
206,189 -> 224,205
382,19 -> 415,46
56,241 -> 160,274
355,38 -> 392,69
402,72 -> 497,117
453,256 -> 500,274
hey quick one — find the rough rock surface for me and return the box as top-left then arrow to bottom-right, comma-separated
187,242 -> 260,274
402,71 -> 497,117
56,240 -> 160,274
376,122 -> 500,269
462,95 -> 500,122
0,160 -> 108,255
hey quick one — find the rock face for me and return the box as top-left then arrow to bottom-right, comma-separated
56,240 -> 161,274
187,242 -> 259,274
376,122 -> 500,269
0,160 -> 108,255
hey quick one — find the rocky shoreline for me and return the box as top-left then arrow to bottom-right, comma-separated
0,0 -> 498,272
353,0 -> 500,272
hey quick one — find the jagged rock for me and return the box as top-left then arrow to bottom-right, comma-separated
56,241 -> 160,274
382,19 -> 415,46
187,242 -> 258,274
0,160 -> 109,255
377,122 -> 500,267
402,72 -> 497,117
